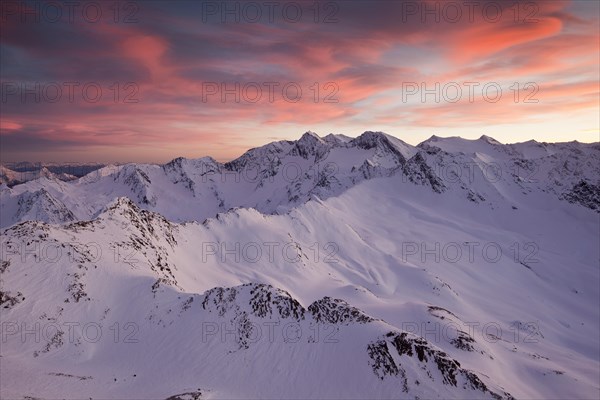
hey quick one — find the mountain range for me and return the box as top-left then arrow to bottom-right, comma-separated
1,132 -> 599,399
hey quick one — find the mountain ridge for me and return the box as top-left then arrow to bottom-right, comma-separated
2,131 -> 599,229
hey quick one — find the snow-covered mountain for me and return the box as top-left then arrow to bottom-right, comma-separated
1,132 -> 599,399
0,165 -> 78,188
1,132 -> 598,229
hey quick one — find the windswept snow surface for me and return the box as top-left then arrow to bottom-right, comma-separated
1,132 -> 599,399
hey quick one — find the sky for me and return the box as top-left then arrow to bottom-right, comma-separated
1,0 -> 599,163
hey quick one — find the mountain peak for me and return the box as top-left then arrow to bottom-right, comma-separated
291,131 -> 329,160
351,131 -> 416,159
299,131 -> 323,142
360,130 -> 386,139
323,133 -> 352,145
352,131 -> 388,148
478,134 -> 502,145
